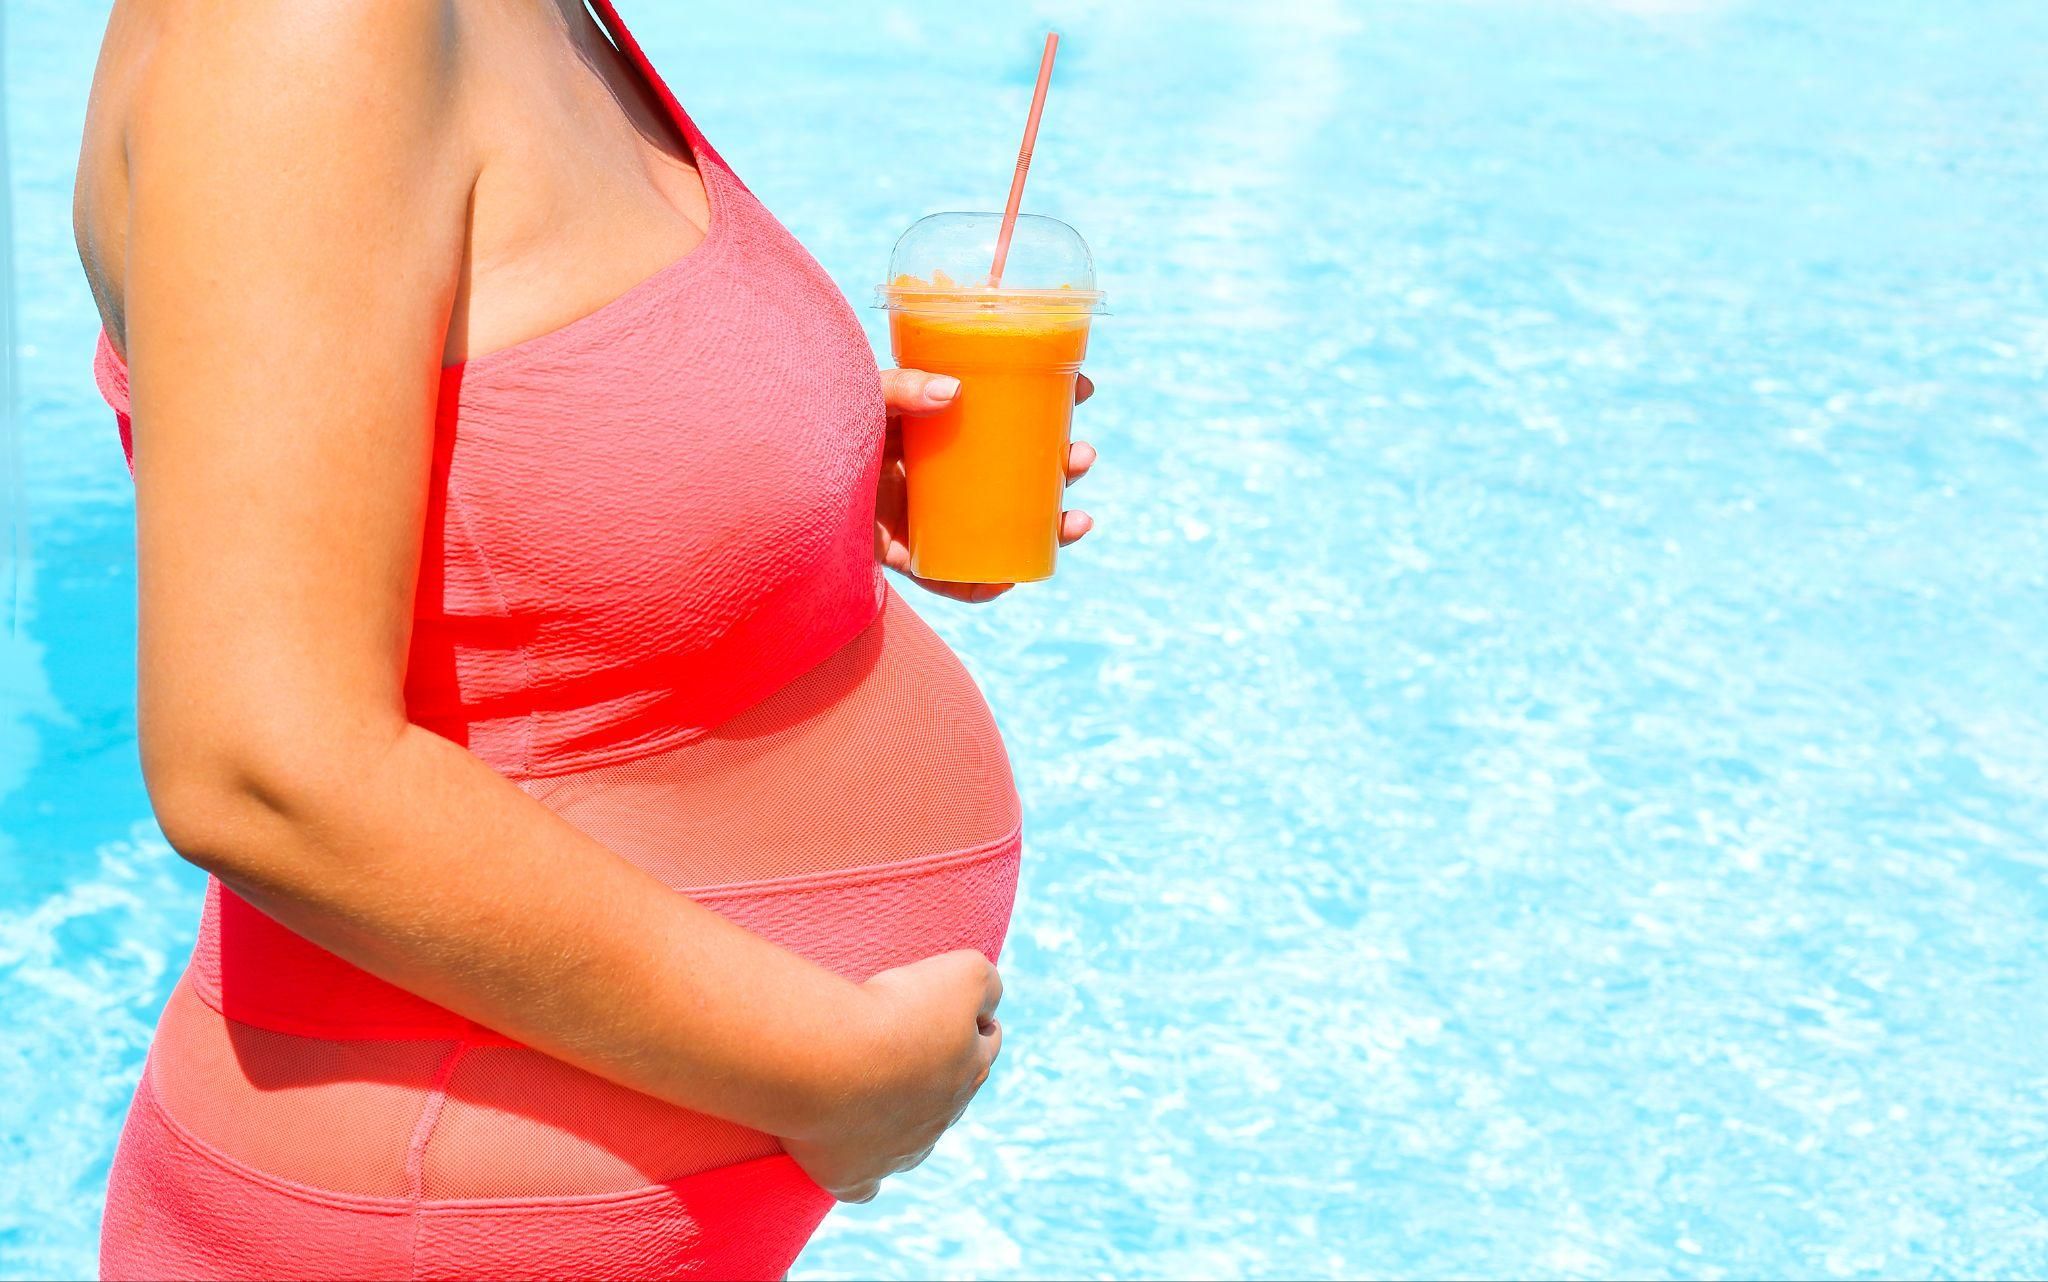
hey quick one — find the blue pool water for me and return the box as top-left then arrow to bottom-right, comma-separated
7,0 -> 2048,1277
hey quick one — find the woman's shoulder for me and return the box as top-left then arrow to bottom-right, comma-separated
97,0 -> 466,108
76,0 -> 481,348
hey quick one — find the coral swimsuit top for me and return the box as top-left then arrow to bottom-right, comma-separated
90,0 -> 1022,1047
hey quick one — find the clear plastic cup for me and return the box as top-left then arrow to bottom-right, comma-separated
877,213 -> 1106,584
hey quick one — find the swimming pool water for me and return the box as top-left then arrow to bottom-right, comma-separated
6,0 -> 2048,1277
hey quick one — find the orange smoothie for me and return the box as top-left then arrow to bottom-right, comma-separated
887,283 -> 1093,583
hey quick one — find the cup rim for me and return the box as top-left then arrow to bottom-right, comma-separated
873,283 -> 1108,315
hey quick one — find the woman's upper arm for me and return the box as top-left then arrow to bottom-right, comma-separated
123,1 -> 474,824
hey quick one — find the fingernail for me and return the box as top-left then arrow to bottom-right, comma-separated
925,375 -> 960,402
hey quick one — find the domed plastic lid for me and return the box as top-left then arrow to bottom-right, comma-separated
878,212 -> 1105,314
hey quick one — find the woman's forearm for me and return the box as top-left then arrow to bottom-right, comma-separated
152,719 -> 867,1141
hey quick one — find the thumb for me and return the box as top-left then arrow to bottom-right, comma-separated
881,367 -> 961,415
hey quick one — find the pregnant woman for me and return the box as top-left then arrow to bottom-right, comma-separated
72,1 -> 1095,1277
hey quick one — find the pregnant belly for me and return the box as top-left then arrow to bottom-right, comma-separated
520,582 -> 1019,888
145,585 -> 1022,1200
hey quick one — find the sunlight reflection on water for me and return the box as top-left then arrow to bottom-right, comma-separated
5,1 -> 2048,1277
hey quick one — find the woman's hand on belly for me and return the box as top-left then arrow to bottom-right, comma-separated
875,368 -> 1097,602
780,948 -> 1004,1203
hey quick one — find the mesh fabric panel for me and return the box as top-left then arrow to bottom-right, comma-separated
422,1046 -> 780,1199
148,978 -> 454,1198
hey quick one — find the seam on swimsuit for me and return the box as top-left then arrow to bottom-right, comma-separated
687,819 -> 1023,904
409,1153 -> 821,1218
403,1037 -> 473,1277
134,1069 -> 808,1215
516,717 -> 716,781
441,480 -> 539,779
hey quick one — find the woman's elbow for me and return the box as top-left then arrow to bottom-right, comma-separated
142,758 -> 260,877
138,722 -> 370,883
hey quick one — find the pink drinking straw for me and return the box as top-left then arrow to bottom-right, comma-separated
988,32 -> 1060,288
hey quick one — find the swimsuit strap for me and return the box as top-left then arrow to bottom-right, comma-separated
584,0 -> 741,187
